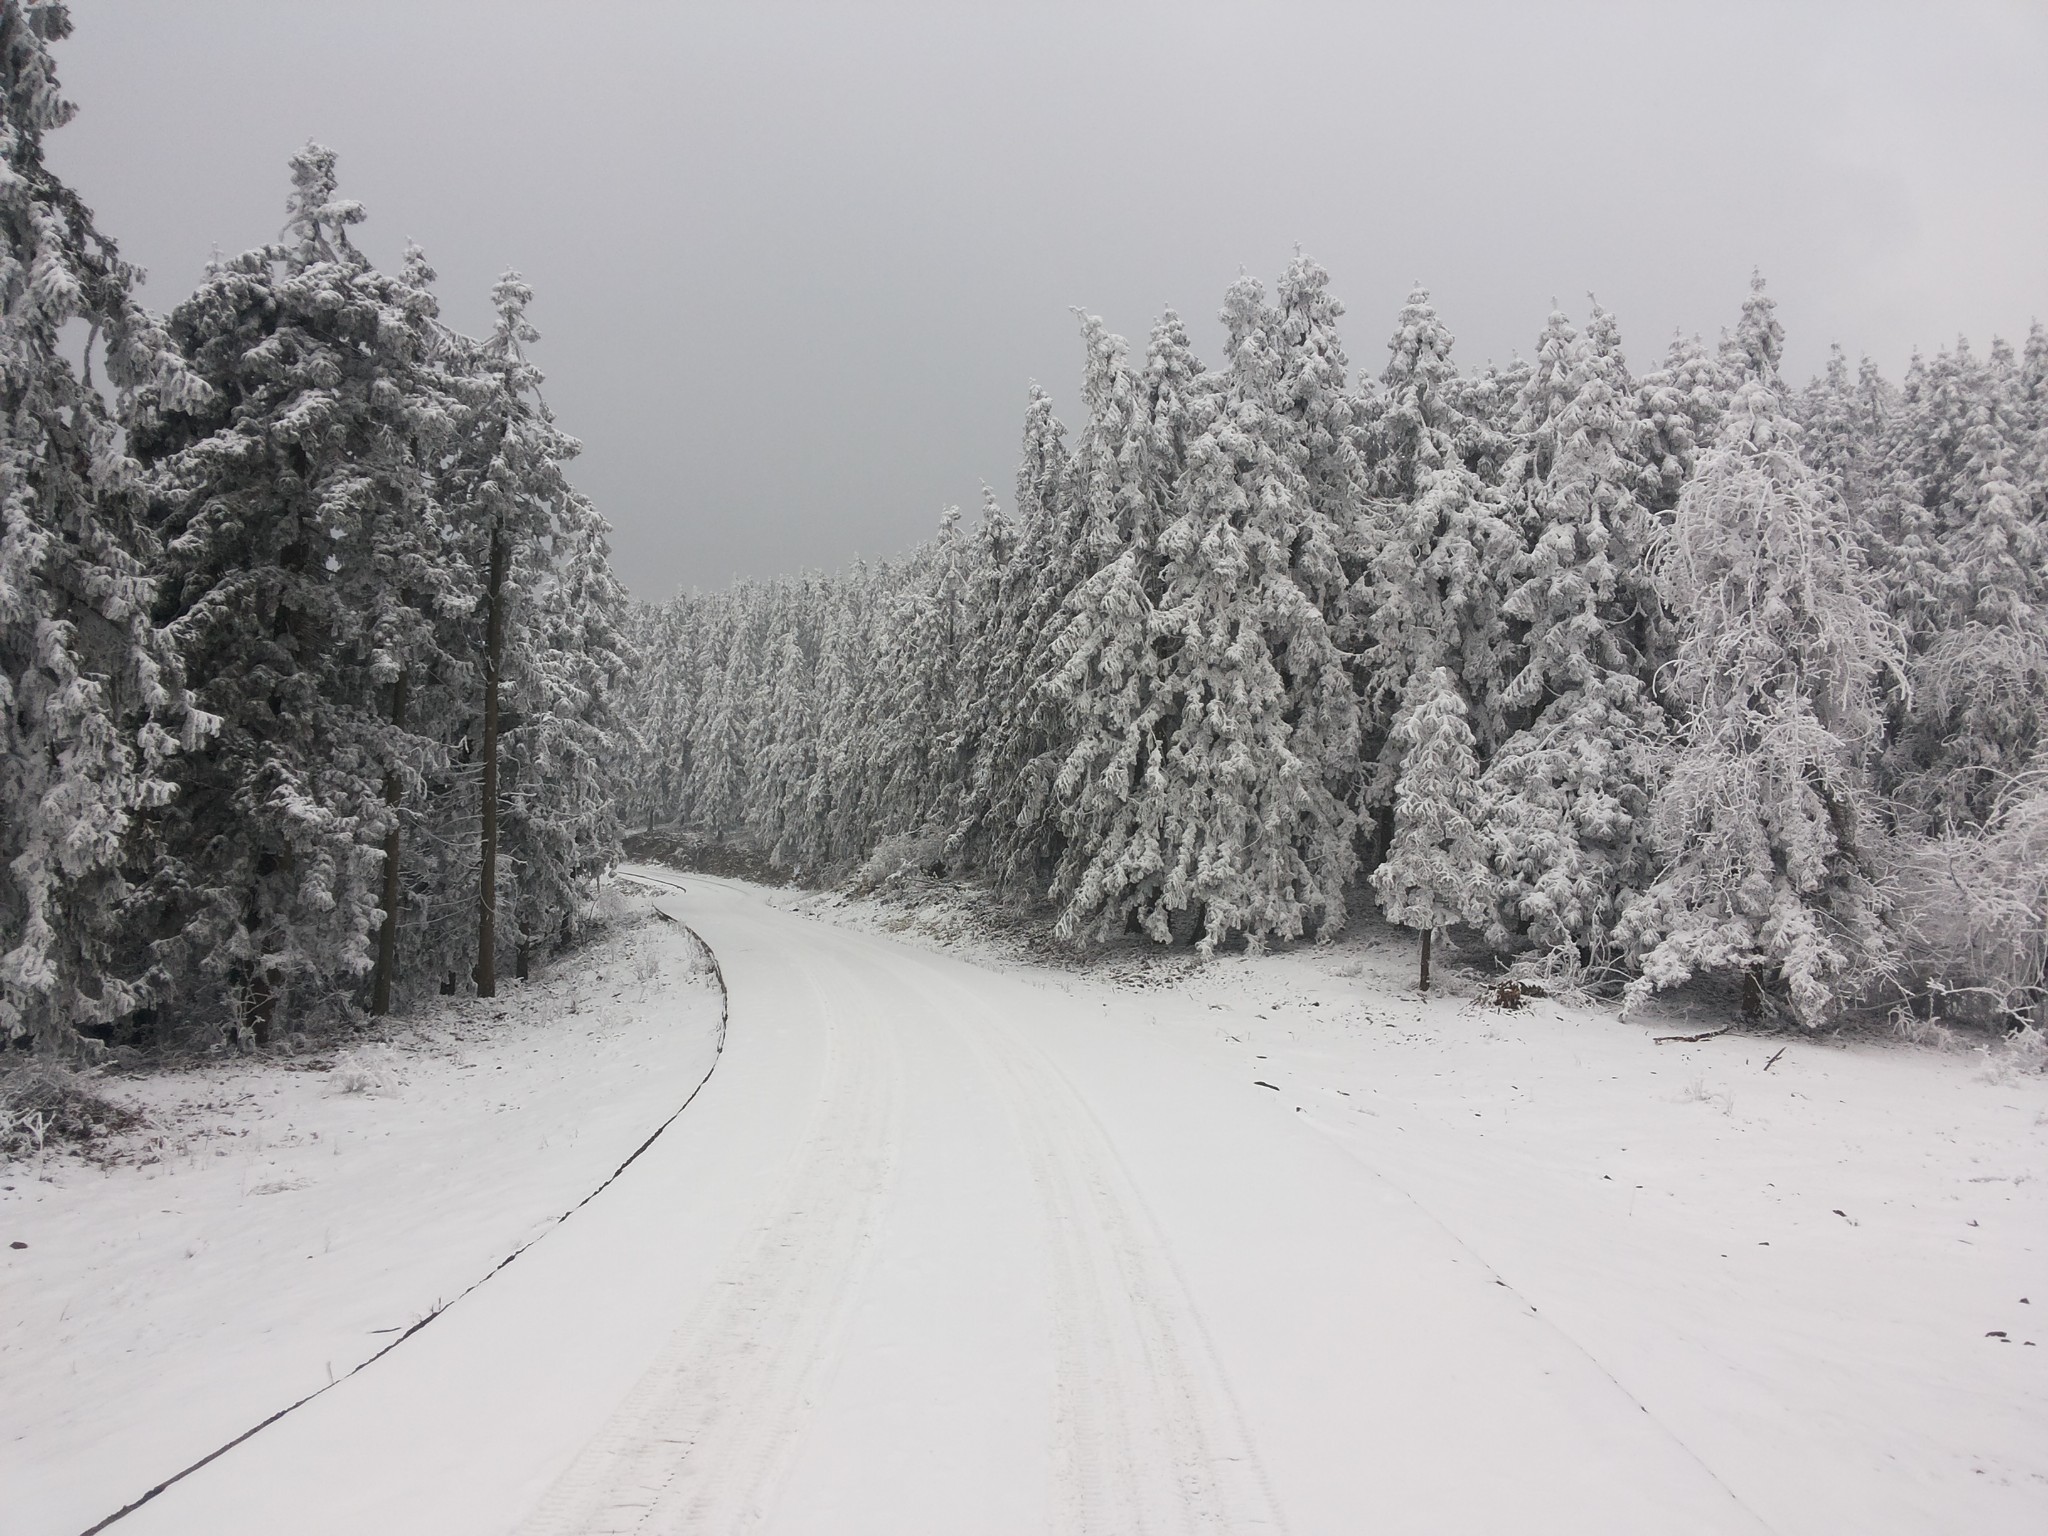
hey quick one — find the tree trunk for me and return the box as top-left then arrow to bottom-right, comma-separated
246,969 -> 279,1046
1419,927 -> 1433,993
476,525 -> 508,998
371,669 -> 409,1016
515,940 -> 531,982
1742,967 -> 1763,1021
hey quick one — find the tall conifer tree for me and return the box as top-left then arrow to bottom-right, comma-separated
135,145 -> 461,1038
0,0 -> 211,1048
1622,280 -> 1902,1025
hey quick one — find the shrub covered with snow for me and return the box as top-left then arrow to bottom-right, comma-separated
852,830 -> 950,894
1888,769 -> 2048,1028
329,1045 -> 406,1097
0,1063 -> 147,1160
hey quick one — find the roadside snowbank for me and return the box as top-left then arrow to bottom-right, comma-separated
0,894 -> 723,1536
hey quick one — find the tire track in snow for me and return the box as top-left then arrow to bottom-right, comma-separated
515,941 -> 903,1535
890,957 -> 1286,1535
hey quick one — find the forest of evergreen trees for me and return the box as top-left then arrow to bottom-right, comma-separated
4,0 -> 2043,1056
628,258 -> 2048,1031
0,4 -> 633,1053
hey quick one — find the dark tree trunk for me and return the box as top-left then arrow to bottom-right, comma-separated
246,969 -> 279,1046
515,940 -> 531,982
1742,967 -> 1763,1021
371,669 -> 409,1016
1419,927 -> 1433,993
476,525 -> 508,999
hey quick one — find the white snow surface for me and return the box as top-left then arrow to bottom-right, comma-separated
6,870 -> 2045,1534
1,900 -> 723,1536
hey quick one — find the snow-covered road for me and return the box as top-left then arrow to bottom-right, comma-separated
101,869 -> 1800,1535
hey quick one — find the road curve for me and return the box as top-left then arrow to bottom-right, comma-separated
119,873 -> 1770,1535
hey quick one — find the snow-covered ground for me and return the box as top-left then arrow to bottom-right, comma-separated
756,873 -> 2048,1532
5,871 -> 2043,1534
0,894 -> 724,1536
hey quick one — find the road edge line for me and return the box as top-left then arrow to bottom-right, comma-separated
75,910 -> 730,1536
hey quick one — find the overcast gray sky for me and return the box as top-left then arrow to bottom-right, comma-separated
51,1 -> 2048,600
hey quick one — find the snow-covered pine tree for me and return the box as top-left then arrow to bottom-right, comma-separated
812,563 -> 895,867
438,274 -> 636,982
872,505 -> 973,847
433,272 -> 632,994
727,577 -> 806,861
1443,356 -> 1534,488
940,486 -> 1015,867
753,610 -> 821,869
1139,308 -> 1205,507
1893,341 -> 2048,831
955,386 -> 1080,890
1496,307 -> 1581,536
1621,278 -> 1903,1026
2019,322 -> 2048,489
498,483 -> 635,979
355,241 -> 475,1014
1800,345 -> 1880,517
1091,276 -> 1355,950
1272,254 -> 1366,619
1479,302 -> 1669,966
1045,314 -> 1164,931
1219,272 -> 1361,898
0,0 -> 212,1049
1359,288 -> 1521,813
1023,312 -> 1199,937
1886,344 -> 1976,582
633,594 -> 700,831
1636,331 -> 1725,517
1370,666 -> 1489,990
133,144 -> 463,1040
693,583 -> 764,838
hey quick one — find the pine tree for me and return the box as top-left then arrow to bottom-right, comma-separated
941,487 -> 1014,863
498,488 -> 635,978
432,272 -> 632,995
1496,307 -> 1581,540
812,565 -> 891,866
956,385 -> 1078,889
1898,351 -> 2048,829
133,144 -> 462,1039
1621,279 -> 1902,1026
873,505 -> 972,843
453,275 -> 636,979
1371,666 -> 1489,990
1480,302 -> 1668,964
0,0 -> 211,1048
1219,272 -> 1360,897
1636,331 -> 1725,516
1360,288 -> 1521,807
1093,278 -> 1355,951
754,614 -> 820,870
1046,315 -> 1165,930
1272,253 -> 1365,618
1443,357 -> 1532,487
